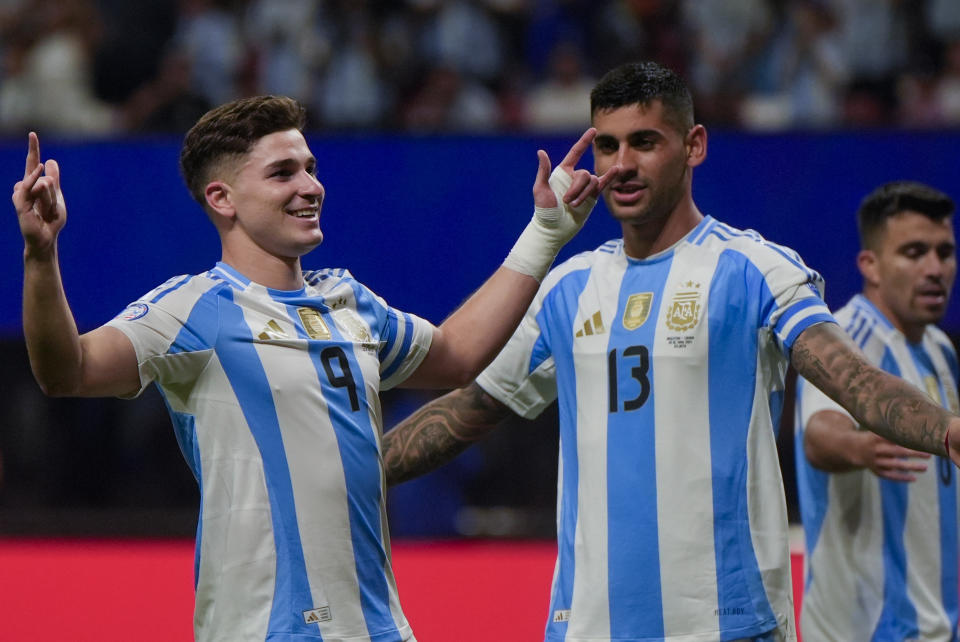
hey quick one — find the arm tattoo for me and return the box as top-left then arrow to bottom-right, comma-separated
382,382 -> 512,485
792,323 -> 949,455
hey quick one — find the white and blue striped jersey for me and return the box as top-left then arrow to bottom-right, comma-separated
106,262 -> 433,642
795,294 -> 960,642
477,216 -> 834,642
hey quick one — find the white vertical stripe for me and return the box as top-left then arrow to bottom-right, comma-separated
654,247 -> 720,637
804,472 -> 885,641
567,257 -> 625,638
191,355 -> 276,641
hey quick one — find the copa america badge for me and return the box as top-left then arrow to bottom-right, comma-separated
119,303 -> 149,321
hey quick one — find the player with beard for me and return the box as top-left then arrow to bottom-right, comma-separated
381,61 -> 960,641
795,182 -> 958,641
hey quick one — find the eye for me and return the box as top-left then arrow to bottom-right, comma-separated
633,138 -> 655,150
594,139 -> 618,154
902,245 -> 927,259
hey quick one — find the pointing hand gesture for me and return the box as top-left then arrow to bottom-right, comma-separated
532,127 -> 620,235
12,132 -> 66,256
503,128 -> 620,281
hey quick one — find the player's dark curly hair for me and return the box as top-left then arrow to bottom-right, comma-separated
590,61 -> 694,135
857,181 -> 955,250
179,95 -> 307,206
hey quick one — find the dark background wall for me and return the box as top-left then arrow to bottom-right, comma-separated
1,131 -> 958,537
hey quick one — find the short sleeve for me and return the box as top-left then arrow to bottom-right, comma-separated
476,287 -> 557,420
104,277 -> 218,396
378,308 -> 435,390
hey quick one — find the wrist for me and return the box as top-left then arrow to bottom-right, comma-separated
23,243 -> 58,264
502,211 -> 563,281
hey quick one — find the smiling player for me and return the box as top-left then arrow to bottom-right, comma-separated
11,94 -> 616,641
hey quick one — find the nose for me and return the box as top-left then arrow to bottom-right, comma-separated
922,251 -> 949,281
616,144 -> 638,176
300,170 -> 324,201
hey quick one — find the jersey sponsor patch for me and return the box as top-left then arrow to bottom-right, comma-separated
623,292 -> 654,330
553,609 -> 571,622
118,303 -> 149,321
297,307 -> 331,340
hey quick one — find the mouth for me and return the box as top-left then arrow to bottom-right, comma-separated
287,206 -> 319,219
916,287 -> 948,306
610,182 -> 646,205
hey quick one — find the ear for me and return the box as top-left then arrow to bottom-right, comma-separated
857,249 -> 880,286
685,124 -> 707,168
204,181 -> 235,220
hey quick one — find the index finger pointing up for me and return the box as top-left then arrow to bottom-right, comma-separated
24,132 -> 40,179
558,127 -> 597,171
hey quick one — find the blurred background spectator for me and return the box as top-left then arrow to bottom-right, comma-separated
3,0 -> 960,135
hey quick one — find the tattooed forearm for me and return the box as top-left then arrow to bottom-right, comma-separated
792,323 -> 949,455
382,382 -> 512,485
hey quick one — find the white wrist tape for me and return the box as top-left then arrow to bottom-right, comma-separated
502,167 -> 599,281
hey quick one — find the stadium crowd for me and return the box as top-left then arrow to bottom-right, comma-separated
0,0 -> 959,137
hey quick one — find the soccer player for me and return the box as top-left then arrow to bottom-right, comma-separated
795,181 -> 959,641
11,95 -> 617,641
381,61 -> 960,641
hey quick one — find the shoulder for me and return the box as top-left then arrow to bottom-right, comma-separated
303,267 -> 369,298
303,267 -> 354,285
926,324 -> 957,356
122,270 -> 227,314
695,219 -> 810,267
834,296 -> 907,359
542,239 -> 621,288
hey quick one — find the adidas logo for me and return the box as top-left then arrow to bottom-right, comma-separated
303,605 -> 332,624
258,319 -> 288,341
575,311 -> 606,337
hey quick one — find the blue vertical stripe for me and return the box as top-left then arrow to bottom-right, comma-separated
215,290 -> 317,637
606,256 -> 670,638
793,379 -> 829,591
281,297 -> 400,641
539,269 -> 590,641
159,286 -> 219,591
163,402 -> 204,588
873,479 -> 915,641
872,351 -> 917,641
707,253 -> 777,635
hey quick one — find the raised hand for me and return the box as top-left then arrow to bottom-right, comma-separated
12,132 -> 66,255
503,129 -> 620,281
532,127 -> 619,226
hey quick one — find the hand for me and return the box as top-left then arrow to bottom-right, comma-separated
12,132 -> 66,257
503,129 -> 620,280
532,127 -> 619,236
947,421 -> 960,468
860,431 -> 930,482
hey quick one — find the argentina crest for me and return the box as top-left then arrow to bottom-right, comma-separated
665,281 -> 702,332
622,292 -> 654,330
